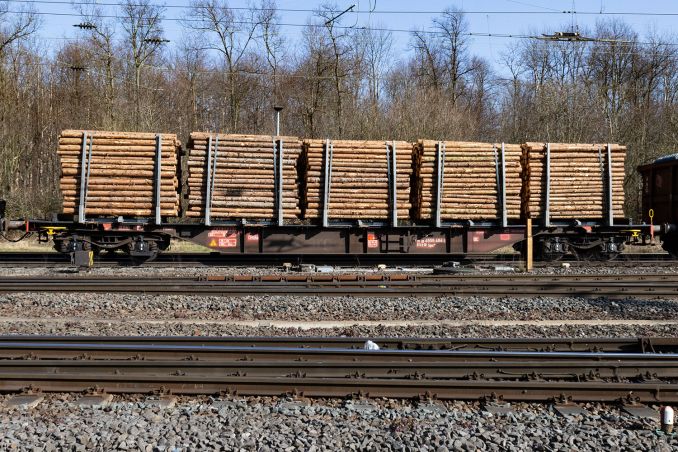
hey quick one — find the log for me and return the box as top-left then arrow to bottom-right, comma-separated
186,132 -> 302,222
57,129 -> 181,218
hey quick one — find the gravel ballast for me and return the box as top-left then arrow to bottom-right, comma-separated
0,293 -> 676,322
1,265 -> 677,449
1,395 -> 676,451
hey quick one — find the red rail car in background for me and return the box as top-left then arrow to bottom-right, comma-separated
639,154 -> 678,257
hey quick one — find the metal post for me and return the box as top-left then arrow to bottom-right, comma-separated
390,141 -> 398,227
606,143 -> 614,226
276,139 -> 284,226
494,145 -> 500,224
435,141 -> 445,228
77,132 -> 88,223
525,217 -> 533,272
274,106 -> 283,136
78,132 -> 93,223
322,139 -> 333,227
204,135 -> 214,226
500,142 -> 507,228
544,142 -> 551,228
154,134 -> 163,224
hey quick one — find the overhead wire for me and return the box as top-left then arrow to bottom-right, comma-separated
4,0 -> 678,16
4,7 -> 677,46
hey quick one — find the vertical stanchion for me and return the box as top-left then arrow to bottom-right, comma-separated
322,139 -> 333,228
500,142 -> 507,228
392,141 -> 398,227
276,139 -> 284,226
77,131 -> 88,223
435,141 -> 445,228
525,217 -> 533,272
544,143 -> 551,228
204,135 -> 214,226
153,134 -> 163,225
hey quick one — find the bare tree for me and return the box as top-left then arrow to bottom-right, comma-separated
314,4 -> 355,135
433,7 -> 472,105
0,1 -> 39,57
257,0 -> 284,102
357,26 -> 392,110
187,0 -> 259,131
74,1 -> 119,126
297,22 -> 332,137
175,34 -> 208,132
410,28 -> 441,90
120,0 -> 165,129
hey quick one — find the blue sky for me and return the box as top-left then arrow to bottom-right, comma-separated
16,0 -> 678,66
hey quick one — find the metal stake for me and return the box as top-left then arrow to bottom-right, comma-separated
390,141 -> 398,227
276,139 -> 284,226
544,143 -> 551,228
606,143 -> 614,226
322,139 -> 333,227
204,135 -> 214,226
77,131 -> 88,223
153,134 -> 163,225
435,141 -> 445,228
500,142 -> 507,228
274,106 -> 283,136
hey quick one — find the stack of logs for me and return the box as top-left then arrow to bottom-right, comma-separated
413,140 -> 523,221
521,142 -> 626,219
302,140 -> 413,221
56,130 -> 629,224
186,133 -> 301,220
57,130 -> 180,217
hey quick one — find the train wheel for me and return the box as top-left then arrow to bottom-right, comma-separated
125,238 -> 159,265
535,238 -> 567,262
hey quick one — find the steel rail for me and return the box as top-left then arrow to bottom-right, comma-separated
0,252 -> 673,267
0,252 -> 510,267
2,358 -> 677,379
1,337 -> 678,402
2,335 -> 673,353
1,374 -> 677,402
3,342 -> 678,363
0,274 -> 677,296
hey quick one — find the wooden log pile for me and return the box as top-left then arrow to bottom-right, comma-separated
186,133 -> 301,220
412,140 -> 523,221
57,130 -> 180,217
302,140 -> 413,221
521,143 -> 626,220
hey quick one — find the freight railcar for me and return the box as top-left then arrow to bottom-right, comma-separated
639,154 -> 678,257
0,130 -> 669,265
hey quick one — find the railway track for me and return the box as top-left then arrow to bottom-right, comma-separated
4,335 -> 674,353
0,273 -> 677,297
1,336 -> 677,402
0,251 -> 673,267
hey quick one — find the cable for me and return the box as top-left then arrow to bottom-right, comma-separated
5,8 -> 670,45
0,231 -> 32,242
5,0 -> 678,16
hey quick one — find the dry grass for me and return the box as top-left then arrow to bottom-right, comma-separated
0,236 -> 55,252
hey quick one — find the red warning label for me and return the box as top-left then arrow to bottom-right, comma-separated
208,229 -> 234,238
367,233 -> 379,249
246,233 -> 260,242
207,229 -> 238,248
218,237 -> 237,248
